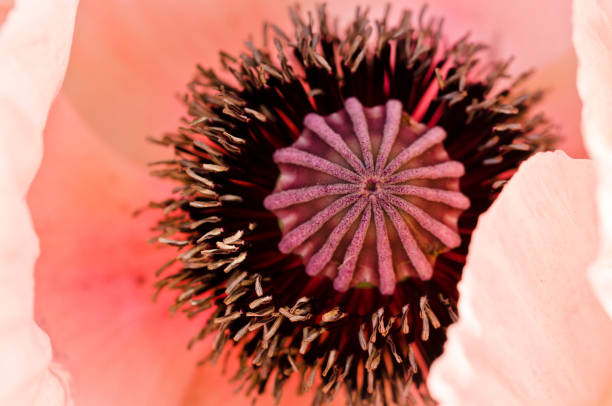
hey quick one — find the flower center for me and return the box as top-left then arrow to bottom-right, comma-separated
363,178 -> 379,194
150,3 -> 554,403
264,98 -> 470,295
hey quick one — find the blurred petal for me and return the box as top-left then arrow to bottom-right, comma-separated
0,0 -> 77,404
426,0 -> 581,157
431,0 -> 582,157
573,0 -> 612,319
0,0 -> 12,24
63,0 -> 584,165
428,151 -> 612,405
30,94 -> 200,406
62,0 -> 292,164
31,94 -> 326,406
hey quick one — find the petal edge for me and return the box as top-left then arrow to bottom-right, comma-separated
573,0 -> 612,319
429,151 -> 612,406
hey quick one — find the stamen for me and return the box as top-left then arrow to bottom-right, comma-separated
411,57 -> 454,122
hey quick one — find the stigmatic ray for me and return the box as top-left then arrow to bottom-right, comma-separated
264,98 -> 470,295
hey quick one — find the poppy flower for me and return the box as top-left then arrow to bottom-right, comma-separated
0,0 -> 609,405
144,3 -> 560,404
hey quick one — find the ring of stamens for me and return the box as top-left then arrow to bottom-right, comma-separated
264,98 -> 470,295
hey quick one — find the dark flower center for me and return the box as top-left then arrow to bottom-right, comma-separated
149,4 -> 554,405
364,179 -> 378,193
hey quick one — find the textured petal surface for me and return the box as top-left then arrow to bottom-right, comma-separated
428,151 -> 612,405
574,0 -> 612,319
0,0 -> 77,404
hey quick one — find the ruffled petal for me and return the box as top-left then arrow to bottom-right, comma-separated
428,151 -> 612,406
573,0 -> 612,319
0,0 -> 77,404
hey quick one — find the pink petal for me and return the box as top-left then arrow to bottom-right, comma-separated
63,0 -> 584,165
428,151 -> 612,405
413,0 -> 582,156
31,95 -> 331,406
0,0 -> 77,404
30,95 -> 207,405
573,0 -> 612,319
62,0 -> 291,164
430,0 -> 583,157
0,0 -> 12,24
